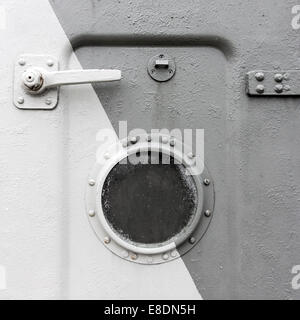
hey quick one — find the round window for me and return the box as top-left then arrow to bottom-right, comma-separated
85,134 -> 214,264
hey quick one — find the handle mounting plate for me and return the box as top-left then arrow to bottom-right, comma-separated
14,55 -> 59,110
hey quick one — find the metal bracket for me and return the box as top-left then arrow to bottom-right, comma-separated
14,54 -> 121,110
147,54 -> 176,82
247,70 -> 300,96
14,55 -> 59,109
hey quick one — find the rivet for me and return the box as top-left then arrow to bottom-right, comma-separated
18,59 -> 26,66
187,152 -> 194,159
203,178 -> 210,186
146,135 -> 152,142
47,59 -> 54,67
189,237 -> 196,244
274,84 -> 283,93
104,153 -> 110,160
255,72 -> 264,81
88,209 -> 95,217
104,237 -> 111,244
204,209 -> 212,217
256,84 -> 264,94
170,250 -> 177,258
274,73 -> 283,82
161,136 -> 168,144
131,253 -> 138,260
130,136 -> 138,144
121,250 -> 129,258
284,85 -> 291,91
170,139 -> 176,147
45,98 -> 52,105
162,253 -> 169,260
88,179 -> 95,186
17,97 -> 24,104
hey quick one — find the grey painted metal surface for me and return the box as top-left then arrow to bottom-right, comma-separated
49,0 -> 300,299
1,0 -> 300,300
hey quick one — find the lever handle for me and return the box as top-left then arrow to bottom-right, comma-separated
22,67 -> 121,93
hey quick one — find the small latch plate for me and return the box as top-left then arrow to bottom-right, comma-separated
14,55 -> 59,110
147,54 -> 176,82
247,70 -> 300,96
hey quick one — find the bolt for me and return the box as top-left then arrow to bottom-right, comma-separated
104,237 -> 111,244
169,69 -> 173,74
146,135 -> 152,142
47,59 -> 54,67
17,97 -> 24,104
274,84 -> 283,93
45,98 -> 52,105
161,136 -> 168,144
104,153 -> 110,160
88,209 -> 95,217
204,209 -> 212,217
162,253 -> 169,260
187,152 -> 194,159
130,136 -> 138,144
255,72 -> 264,81
203,178 -> 210,186
189,237 -> 196,244
274,73 -> 283,82
256,84 -> 264,94
131,253 -> 137,260
170,250 -> 177,258
18,58 -> 26,66
88,179 -> 95,186
170,139 -> 176,147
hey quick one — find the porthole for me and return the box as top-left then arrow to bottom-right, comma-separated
85,134 -> 214,264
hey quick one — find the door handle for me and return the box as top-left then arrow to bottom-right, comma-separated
22,68 -> 121,93
14,54 -> 122,110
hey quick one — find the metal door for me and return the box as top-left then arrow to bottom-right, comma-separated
0,0 -> 300,300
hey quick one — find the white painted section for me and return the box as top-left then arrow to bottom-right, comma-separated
0,6 -> 6,30
0,0 -> 201,299
0,266 -> 6,290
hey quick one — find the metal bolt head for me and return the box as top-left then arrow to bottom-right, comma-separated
170,139 -> 176,147
256,84 -> 265,94
104,237 -> 111,244
130,136 -> 138,144
104,152 -> 110,160
121,250 -> 129,258
88,209 -> 95,217
274,84 -> 283,93
170,250 -> 177,258
189,237 -> 196,244
187,152 -> 194,159
47,59 -> 54,67
162,253 -> 169,260
146,135 -> 152,142
274,73 -> 283,82
203,178 -> 210,186
17,97 -> 24,104
131,253 -> 137,260
88,179 -> 95,186
161,136 -> 168,144
204,209 -> 212,217
255,72 -> 264,81
45,98 -> 52,105
18,58 -> 26,66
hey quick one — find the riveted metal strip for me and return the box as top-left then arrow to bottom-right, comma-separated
247,70 -> 300,96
